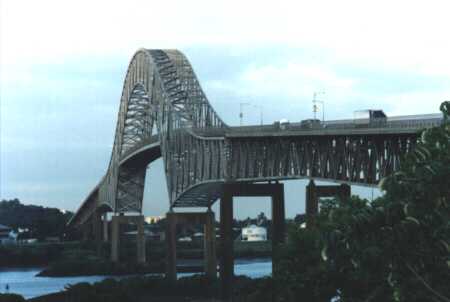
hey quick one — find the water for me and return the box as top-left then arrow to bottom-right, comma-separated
0,258 -> 271,299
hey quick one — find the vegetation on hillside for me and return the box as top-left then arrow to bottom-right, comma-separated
270,101 -> 450,302
0,199 -> 73,240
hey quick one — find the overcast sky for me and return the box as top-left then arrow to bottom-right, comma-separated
1,0 -> 449,218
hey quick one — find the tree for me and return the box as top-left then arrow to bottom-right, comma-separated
275,101 -> 450,302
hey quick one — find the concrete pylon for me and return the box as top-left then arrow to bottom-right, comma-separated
204,209 -> 217,280
136,215 -> 146,264
306,180 -> 318,227
166,212 -> 177,283
220,190 -> 234,301
111,215 -> 146,263
271,184 -> 286,276
165,211 -> 217,282
111,215 -> 120,262
93,210 -> 103,255
305,180 -> 352,228
219,182 -> 286,301
82,221 -> 90,242
103,214 -> 109,242
339,184 -> 351,201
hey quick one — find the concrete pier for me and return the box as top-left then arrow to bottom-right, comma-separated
306,180 -> 351,227
219,182 -> 286,300
103,214 -> 109,242
111,214 -> 146,263
165,211 -> 218,283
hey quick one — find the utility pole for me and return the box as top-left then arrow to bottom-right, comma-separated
239,102 -> 251,126
254,105 -> 263,125
312,91 -> 325,122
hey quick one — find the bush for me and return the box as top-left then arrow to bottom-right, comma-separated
0,294 -> 26,302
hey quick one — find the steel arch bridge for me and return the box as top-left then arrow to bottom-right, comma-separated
68,49 -> 442,227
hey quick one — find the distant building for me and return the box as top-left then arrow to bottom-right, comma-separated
241,224 -> 267,241
178,236 -> 192,242
124,229 -> 165,241
145,216 -> 164,224
0,224 -> 17,244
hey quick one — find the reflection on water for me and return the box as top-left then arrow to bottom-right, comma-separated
0,258 -> 271,299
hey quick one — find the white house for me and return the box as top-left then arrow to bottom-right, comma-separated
241,224 -> 267,241
0,224 -> 17,244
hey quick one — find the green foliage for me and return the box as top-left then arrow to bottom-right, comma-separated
0,242 -> 77,267
60,275 -> 221,302
0,199 -> 73,240
273,102 -> 450,302
0,294 -> 26,302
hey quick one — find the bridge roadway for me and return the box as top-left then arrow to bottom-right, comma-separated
70,114 -> 441,227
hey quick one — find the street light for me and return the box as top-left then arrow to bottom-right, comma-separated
312,92 -> 325,123
253,105 -> 264,125
239,102 -> 251,126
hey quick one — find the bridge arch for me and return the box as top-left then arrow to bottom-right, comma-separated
96,49 -> 228,217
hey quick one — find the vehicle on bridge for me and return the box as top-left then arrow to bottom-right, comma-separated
353,109 -> 387,127
300,118 -> 322,129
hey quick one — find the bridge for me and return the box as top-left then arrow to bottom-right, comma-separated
67,49 -> 442,298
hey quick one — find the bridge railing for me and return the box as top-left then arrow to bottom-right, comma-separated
226,115 -> 442,134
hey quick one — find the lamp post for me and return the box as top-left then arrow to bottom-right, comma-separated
312,92 -> 325,123
253,105 -> 263,125
239,102 -> 251,126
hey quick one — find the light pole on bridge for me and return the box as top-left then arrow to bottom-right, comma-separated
239,102 -> 251,126
312,91 -> 325,123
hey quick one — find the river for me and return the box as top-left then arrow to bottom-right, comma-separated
0,258 -> 272,299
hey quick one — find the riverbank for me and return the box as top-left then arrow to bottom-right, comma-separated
28,240 -> 271,277
0,240 -> 271,269
22,274 -> 273,302
0,259 -> 272,299
36,259 -> 205,277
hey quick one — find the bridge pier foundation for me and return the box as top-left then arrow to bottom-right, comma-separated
204,209 -> 217,280
219,182 -> 286,301
93,210 -> 103,255
103,214 -> 109,242
165,212 -> 177,283
220,189 -> 233,301
165,210 -> 217,283
306,180 -> 351,227
82,222 -> 90,242
111,214 -> 146,264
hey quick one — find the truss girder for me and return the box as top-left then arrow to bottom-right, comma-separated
226,134 -> 416,185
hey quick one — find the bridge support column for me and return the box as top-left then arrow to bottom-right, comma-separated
339,184 -> 351,201
93,210 -> 103,255
111,215 -> 120,262
219,182 -> 286,300
165,211 -> 217,282
166,212 -> 177,283
204,209 -> 217,280
136,215 -> 146,264
111,214 -> 146,263
306,180 -> 318,227
220,189 -> 233,301
271,184 -> 285,276
103,214 -> 109,242
82,222 -> 90,242
305,180 -> 352,228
